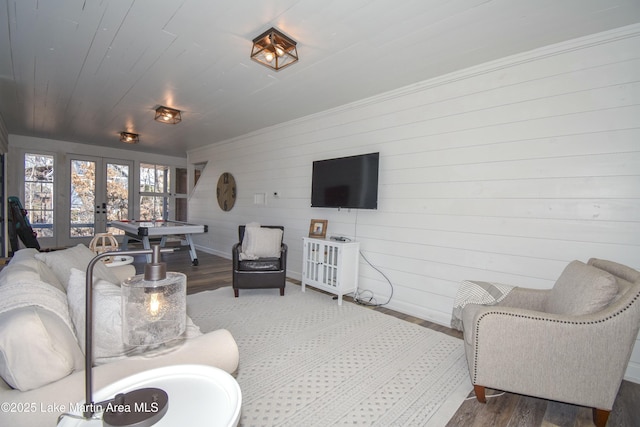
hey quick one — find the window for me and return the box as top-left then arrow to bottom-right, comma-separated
106,162 -> 130,235
175,167 -> 187,221
139,163 -> 170,220
24,153 -> 54,237
70,159 -> 95,237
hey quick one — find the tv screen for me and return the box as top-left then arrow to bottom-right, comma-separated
311,152 -> 379,209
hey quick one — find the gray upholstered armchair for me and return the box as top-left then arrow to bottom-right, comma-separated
460,258 -> 640,427
232,225 -> 287,297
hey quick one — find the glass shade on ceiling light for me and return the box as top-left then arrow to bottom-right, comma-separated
250,27 -> 298,71
154,106 -> 182,124
119,132 -> 139,144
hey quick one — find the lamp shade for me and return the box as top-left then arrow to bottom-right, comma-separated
72,245 -> 184,426
121,271 -> 186,346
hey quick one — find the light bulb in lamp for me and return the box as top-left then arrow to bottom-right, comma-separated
145,289 -> 166,321
264,50 -> 275,62
121,246 -> 186,346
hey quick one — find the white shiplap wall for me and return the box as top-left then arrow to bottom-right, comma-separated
188,25 -> 640,382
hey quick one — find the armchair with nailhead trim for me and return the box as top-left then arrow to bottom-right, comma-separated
461,258 -> 640,427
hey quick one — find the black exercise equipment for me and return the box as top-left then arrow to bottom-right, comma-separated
8,196 -> 40,254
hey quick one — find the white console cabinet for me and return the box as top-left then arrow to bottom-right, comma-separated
302,237 -> 360,305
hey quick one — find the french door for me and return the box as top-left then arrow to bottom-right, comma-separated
60,155 -> 133,247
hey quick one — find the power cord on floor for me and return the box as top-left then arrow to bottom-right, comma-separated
464,391 -> 505,401
353,250 -> 394,307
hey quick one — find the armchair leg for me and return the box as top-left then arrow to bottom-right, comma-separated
593,408 -> 610,427
474,385 -> 487,403
280,287 -> 284,296
234,288 -> 239,298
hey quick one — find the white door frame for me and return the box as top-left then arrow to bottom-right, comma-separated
58,155 -> 134,248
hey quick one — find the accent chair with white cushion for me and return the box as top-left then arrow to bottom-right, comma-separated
461,258 -> 640,427
232,224 -> 287,297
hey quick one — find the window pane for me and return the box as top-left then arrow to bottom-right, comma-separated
175,198 -> 187,222
106,163 -> 129,235
24,154 -> 54,237
140,163 -> 170,193
139,196 -> 167,221
70,160 -> 95,237
176,168 -> 187,194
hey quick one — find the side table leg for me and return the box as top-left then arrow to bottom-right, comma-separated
143,236 -> 152,263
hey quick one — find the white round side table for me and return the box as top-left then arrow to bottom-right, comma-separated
57,364 -> 241,427
104,255 -> 134,268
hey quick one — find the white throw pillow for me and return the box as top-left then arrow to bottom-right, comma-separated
241,222 -> 261,254
67,268 -> 125,360
0,306 -> 83,391
66,268 -> 201,364
241,227 -> 283,259
35,244 -> 120,290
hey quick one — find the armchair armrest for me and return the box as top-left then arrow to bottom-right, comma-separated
280,243 -> 288,271
232,242 -> 241,268
496,287 -> 548,311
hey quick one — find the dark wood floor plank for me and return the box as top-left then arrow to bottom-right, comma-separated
506,395 -> 547,427
542,400 -> 580,427
607,380 -> 640,427
134,248 -> 640,427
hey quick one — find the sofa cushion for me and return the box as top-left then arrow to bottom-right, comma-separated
66,268 -> 202,364
0,263 -> 39,284
0,260 -> 65,293
7,248 -> 40,264
545,260 -> 618,316
0,306 -> 84,391
35,244 -> 120,290
240,227 -> 283,259
2,248 -> 65,292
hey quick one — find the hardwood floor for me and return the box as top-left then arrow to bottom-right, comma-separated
135,247 -> 640,427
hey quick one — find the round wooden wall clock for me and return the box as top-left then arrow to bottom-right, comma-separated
216,172 -> 236,211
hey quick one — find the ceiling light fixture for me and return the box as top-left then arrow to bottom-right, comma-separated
154,106 -> 182,124
120,132 -> 139,144
250,27 -> 298,71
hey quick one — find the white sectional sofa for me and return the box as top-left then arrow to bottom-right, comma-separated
0,245 -> 239,427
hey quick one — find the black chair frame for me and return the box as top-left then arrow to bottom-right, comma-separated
232,225 -> 287,297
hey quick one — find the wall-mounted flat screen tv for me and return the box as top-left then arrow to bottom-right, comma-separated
311,152 -> 379,209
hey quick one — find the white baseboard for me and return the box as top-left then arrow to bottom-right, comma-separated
193,244 -> 640,385
624,361 -> 640,384
194,245 -> 230,260
382,299 -> 453,329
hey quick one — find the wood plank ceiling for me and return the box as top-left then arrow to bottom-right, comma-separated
1,0 -> 639,157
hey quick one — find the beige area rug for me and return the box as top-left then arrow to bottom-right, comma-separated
187,284 -> 472,427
